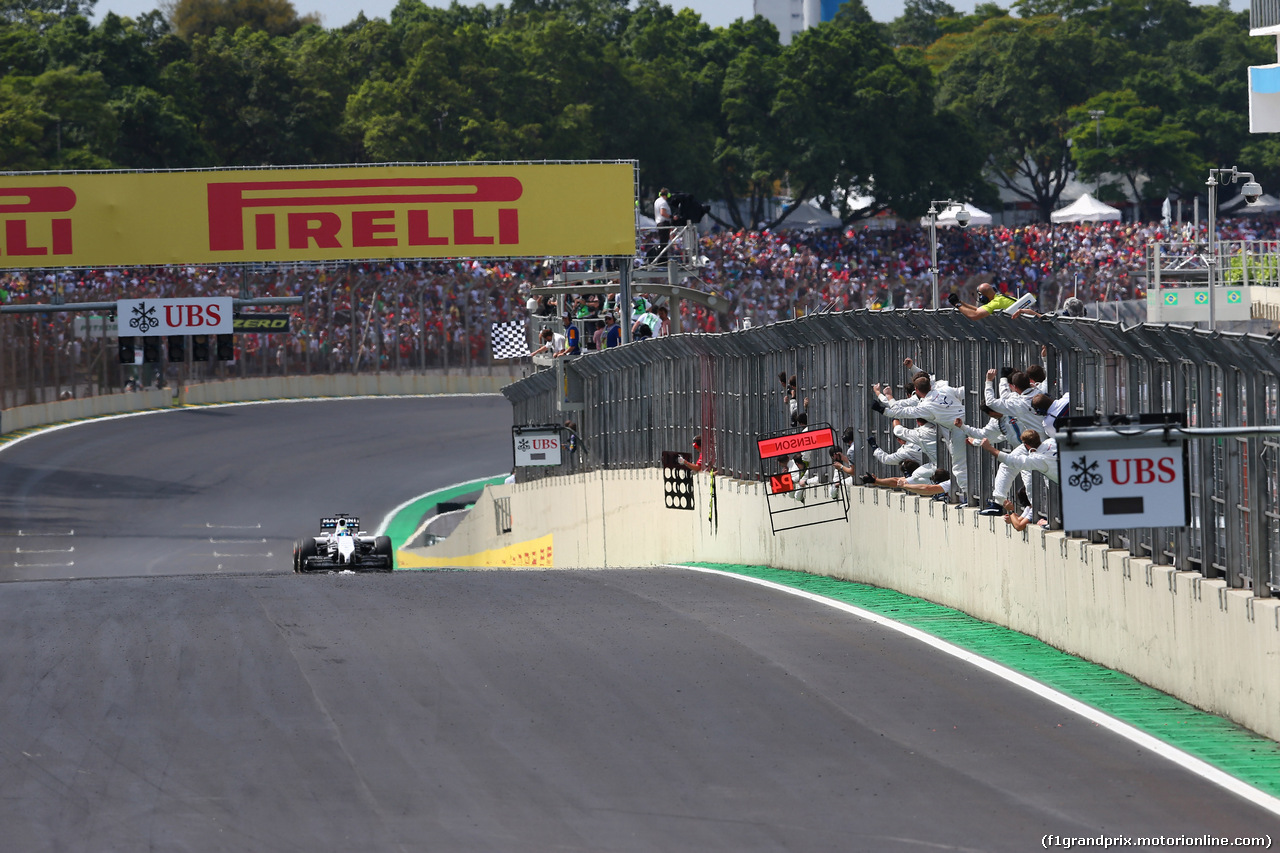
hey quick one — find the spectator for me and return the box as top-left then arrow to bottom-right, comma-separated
597,312 -> 621,350
949,282 -> 1018,318
632,305 -> 661,339
558,315 -> 580,357
654,305 -> 670,337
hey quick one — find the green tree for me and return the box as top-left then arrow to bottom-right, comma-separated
342,18 -> 477,162
887,0 -> 959,47
0,66 -> 114,169
109,84 -> 211,167
1132,6 -> 1271,195
1067,90 -> 1201,218
772,19 -> 984,225
935,14 -> 1120,219
618,1 -> 720,199
711,28 -> 784,228
0,0 -> 95,25
0,77 -> 47,168
186,26 -> 343,164
168,0 -> 318,40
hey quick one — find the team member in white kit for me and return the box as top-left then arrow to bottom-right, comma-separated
871,365 -> 968,502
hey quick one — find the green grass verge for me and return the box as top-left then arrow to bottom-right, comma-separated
686,561 -> 1280,799
383,475 -> 506,551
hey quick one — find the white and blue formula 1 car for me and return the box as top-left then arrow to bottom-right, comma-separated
293,514 -> 394,573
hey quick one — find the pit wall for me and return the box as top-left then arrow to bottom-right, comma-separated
0,369 -> 520,434
411,468 -> 1280,743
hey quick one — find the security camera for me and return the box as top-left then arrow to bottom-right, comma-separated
955,208 -> 972,228
1243,181 -> 1263,204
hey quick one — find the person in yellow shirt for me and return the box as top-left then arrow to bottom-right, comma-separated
948,282 -> 1018,318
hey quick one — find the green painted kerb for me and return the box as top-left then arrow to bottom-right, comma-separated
384,475 -> 506,551
685,561 -> 1280,799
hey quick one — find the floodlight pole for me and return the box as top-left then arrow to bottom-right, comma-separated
1205,166 -> 1262,330
927,199 -> 963,310
619,259 -> 633,345
1207,170 -> 1218,331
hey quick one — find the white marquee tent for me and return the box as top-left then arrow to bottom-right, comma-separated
1050,192 -> 1122,223
1220,191 -> 1280,214
776,200 -> 842,230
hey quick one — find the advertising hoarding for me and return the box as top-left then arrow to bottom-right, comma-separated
0,162 -> 635,267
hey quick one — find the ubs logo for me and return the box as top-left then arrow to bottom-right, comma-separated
1068,455 -> 1103,491
206,176 -> 523,253
0,186 -> 76,257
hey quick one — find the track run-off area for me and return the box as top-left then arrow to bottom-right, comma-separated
0,395 -> 1276,852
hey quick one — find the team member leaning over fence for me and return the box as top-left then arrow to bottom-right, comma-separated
953,404 -> 1019,450
830,447 -> 856,499
983,368 -> 1047,439
1036,392 -> 1071,437
859,459 -> 935,490
975,430 -> 1059,517
1004,502 -> 1044,531
827,428 -> 856,499
872,359 -> 968,502
868,418 -> 937,482
898,468 -> 956,499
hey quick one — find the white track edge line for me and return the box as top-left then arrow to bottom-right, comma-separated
0,393 -> 503,456
376,473 -> 506,539
676,564 -> 1280,819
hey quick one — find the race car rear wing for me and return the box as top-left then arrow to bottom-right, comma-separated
320,516 -> 360,530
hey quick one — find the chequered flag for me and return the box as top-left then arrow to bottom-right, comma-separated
491,319 -> 531,359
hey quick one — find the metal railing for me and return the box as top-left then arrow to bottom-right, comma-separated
504,310 -> 1280,595
1147,240 -> 1280,289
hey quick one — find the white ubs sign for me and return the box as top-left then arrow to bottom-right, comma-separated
1058,432 -> 1189,531
116,297 -> 233,337
513,427 -> 562,467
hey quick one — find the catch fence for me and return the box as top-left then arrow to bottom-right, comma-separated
0,264 -> 522,409
504,311 -> 1280,596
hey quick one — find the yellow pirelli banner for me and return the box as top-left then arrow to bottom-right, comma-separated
0,161 -> 636,267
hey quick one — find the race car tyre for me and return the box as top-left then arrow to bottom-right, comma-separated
295,537 -> 318,573
291,539 -> 302,573
374,536 -> 394,571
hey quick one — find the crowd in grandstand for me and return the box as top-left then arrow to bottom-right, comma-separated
2,215 -> 1278,370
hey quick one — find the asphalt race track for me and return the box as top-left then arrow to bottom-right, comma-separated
0,396 -> 511,581
0,397 -> 1275,852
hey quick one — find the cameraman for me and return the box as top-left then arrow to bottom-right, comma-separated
654,188 -> 674,247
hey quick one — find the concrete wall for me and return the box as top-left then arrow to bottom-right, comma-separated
412,468 -> 1280,742
179,370 -> 520,405
1,388 -> 173,433
1252,285 -> 1280,324
1,369 -> 521,434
